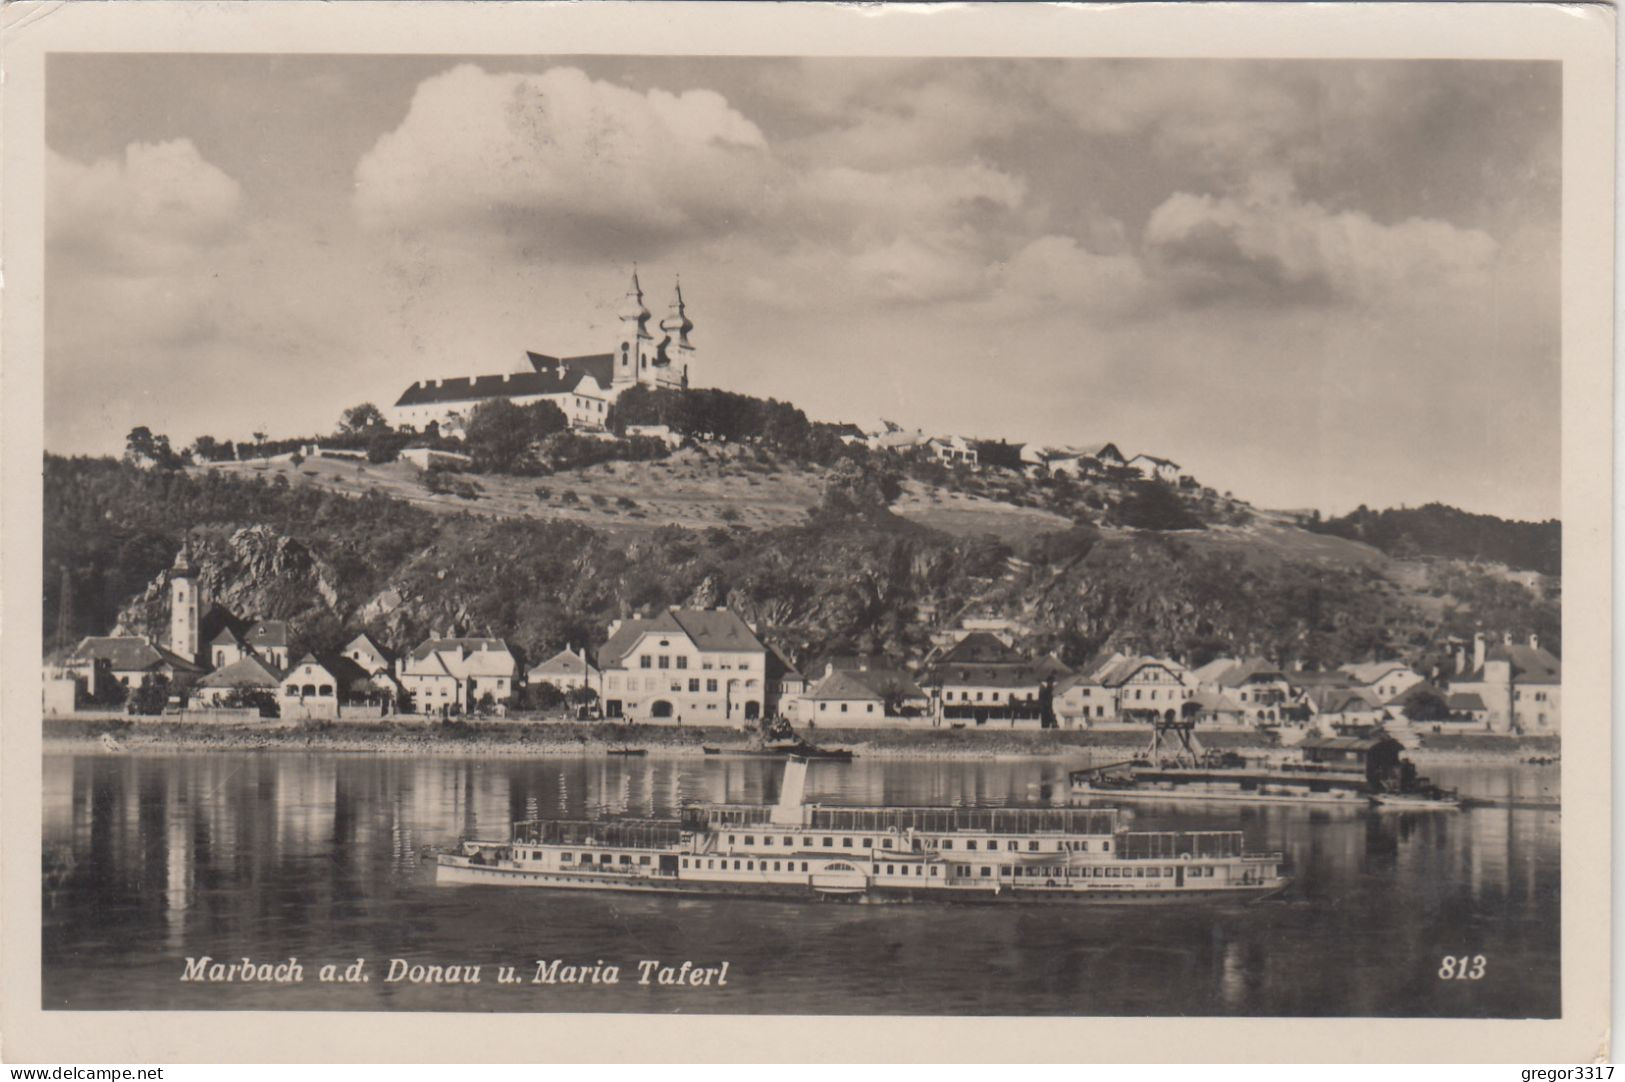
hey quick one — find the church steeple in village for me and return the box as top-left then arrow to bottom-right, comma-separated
620,268 -> 652,342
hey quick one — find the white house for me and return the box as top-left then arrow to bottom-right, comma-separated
280,655 -> 341,720
598,607 -> 767,725
1338,661 -> 1424,704
65,636 -> 204,700
528,646 -> 600,693
927,435 -> 979,468
192,654 -> 282,708
1127,454 -> 1182,483
398,635 -> 520,716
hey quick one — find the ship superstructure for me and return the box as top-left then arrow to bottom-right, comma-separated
436,759 -> 1287,902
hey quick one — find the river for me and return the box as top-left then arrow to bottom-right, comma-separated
41,752 -> 1559,1017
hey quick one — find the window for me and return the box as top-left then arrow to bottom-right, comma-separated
942,840 -> 953,850
801,862 -> 809,872
1028,841 -> 1040,851
840,703 -> 848,713
976,692 -> 984,702
729,835 -> 736,845
773,862 -> 781,871
784,837 -> 794,846
980,867 -> 992,878
658,656 -> 670,670
861,839 -> 872,848
823,837 -> 833,848
640,656 -> 652,669
882,839 -> 893,849
744,836 -> 754,846
639,856 -> 651,866
563,853 -> 574,863
967,840 -> 978,851
842,838 -> 853,848
677,657 -> 688,670
819,703 -> 827,713
866,704 -> 875,713
286,685 -> 298,695
708,679 -> 719,693
688,679 -> 700,692
802,838 -> 813,847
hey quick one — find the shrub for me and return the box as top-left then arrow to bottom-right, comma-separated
560,490 -> 579,504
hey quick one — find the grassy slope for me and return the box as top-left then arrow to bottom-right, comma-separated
203,451 -> 1076,539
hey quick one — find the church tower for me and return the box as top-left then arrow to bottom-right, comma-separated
613,269 -> 654,390
657,277 -> 695,390
169,548 -> 201,664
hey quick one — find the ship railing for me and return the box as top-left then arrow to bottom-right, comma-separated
1117,830 -> 1247,860
511,818 -> 685,850
806,806 -> 1121,836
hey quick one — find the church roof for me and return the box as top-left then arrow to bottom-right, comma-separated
394,366 -> 606,409
245,620 -> 289,650
69,636 -> 205,673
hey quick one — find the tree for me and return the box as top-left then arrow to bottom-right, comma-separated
124,427 -> 182,470
127,674 -> 171,715
463,399 -> 568,473
339,403 -> 387,434
523,681 -> 566,712
1115,481 -> 1203,531
1403,685 -> 1452,723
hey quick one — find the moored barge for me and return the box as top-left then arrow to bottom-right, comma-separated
436,759 -> 1287,903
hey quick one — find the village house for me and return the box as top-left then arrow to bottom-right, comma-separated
1190,657 -> 1298,727
1127,454 -> 1183,483
1447,632 -> 1561,734
598,607 -> 767,724
527,646 -> 600,693
1077,653 -> 1194,727
926,435 -> 979,468
1338,661 -> 1424,704
339,633 -> 405,711
920,632 -> 1059,726
280,654 -> 341,720
192,654 -> 282,709
397,634 -> 520,716
65,636 -> 204,701
763,643 -> 806,721
388,272 -> 694,435
801,666 -> 930,724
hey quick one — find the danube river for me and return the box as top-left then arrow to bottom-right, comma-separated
41,751 -> 1559,1017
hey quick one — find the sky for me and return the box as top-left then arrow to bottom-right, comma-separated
45,55 -> 1561,520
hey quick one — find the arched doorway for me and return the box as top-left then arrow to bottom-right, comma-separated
744,701 -> 760,720
1164,709 -> 1177,724
651,700 -> 674,719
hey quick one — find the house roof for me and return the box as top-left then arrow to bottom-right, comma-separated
764,641 -> 803,682
68,636 -> 204,673
1130,454 -> 1180,468
198,654 -> 283,689
529,648 -> 599,678
209,627 -> 242,648
317,654 -> 374,694
343,633 -> 392,665
406,637 -> 517,678
1447,692 -> 1487,711
927,663 -> 1048,689
1188,688 -> 1245,713
245,620 -> 289,650
525,351 -> 615,387
1093,655 -> 1185,687
1498,642 -> 1561,684
1305,687 -> 1378,714
600,609 -> 766,668
1339,661 -> 1415,685
1217,658 -> 1287,688
938,632 -> 1024,666
807,668 -> 926,702
1071,442 -> 1123,461
1287,669 -> 1358,689
394,363 -> 608,409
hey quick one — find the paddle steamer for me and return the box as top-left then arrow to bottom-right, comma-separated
436,759 -> 1287,902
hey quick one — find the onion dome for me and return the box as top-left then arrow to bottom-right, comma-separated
659,278 -> 694,349
618,269 -> 651,335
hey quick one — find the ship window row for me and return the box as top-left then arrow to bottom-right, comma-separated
726,834 -> 900,851
681,858 -> 812,873
558,853 -> 652,866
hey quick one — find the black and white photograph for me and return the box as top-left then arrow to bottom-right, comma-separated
2,0 -> 1613,1065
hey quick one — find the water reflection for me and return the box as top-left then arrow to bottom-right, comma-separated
42,753 -> 1559,1017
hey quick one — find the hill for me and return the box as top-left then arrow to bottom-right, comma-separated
44,455 -> 1559,673
1308,502 -> 1560,576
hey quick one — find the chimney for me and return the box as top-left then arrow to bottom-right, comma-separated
1453,645 -> 1466,674
608,619 -> 623,637
1528,633 -> 1539,651
1473,633 -> 1486,673
1502,631 -> 1513,646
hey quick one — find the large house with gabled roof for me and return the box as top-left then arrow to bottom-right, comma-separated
598,607 -> 765,725
397,634 -> 520,716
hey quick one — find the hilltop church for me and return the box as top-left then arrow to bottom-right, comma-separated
388,271 -> 694,434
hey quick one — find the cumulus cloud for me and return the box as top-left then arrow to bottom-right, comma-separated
1142,181 -> 1498,308
988,234 -> 1148,318
354,64 -> 772,257
47,139 -> 242,275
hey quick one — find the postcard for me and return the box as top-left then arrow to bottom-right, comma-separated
0,0 -> 1614,1064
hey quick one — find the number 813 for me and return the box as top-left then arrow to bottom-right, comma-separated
1439,955 -> 1487,980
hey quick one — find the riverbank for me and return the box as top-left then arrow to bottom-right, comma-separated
40,717 -> 1560,763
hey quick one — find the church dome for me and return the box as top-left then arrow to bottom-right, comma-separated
619,271 -> 651,325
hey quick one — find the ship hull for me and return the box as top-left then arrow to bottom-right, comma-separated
436,857 -> 1286,904
1070,783 -> 1366,807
